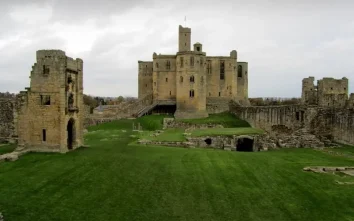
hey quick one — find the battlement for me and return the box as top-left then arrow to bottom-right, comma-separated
67,57 -> 83,72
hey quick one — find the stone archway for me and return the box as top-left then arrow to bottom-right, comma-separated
236,137 -> 254,152
67,118 -> 75,150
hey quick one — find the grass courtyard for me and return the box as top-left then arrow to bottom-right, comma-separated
0,118 -> 354,220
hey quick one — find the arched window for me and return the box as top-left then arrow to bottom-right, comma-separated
190,75 -> 195,83
238,65 -> 242,77
180,76 -> 183,83
156,62 -> 159,68
166,60 -> 170,70
189,90 -> 195,98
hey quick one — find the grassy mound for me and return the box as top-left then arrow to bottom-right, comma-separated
178,112 -> 250,127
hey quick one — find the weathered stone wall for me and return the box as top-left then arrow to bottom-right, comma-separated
0,99 -> 16,142
206,97 -> 231,114
17,50 -> 84,152
163,118 -> 223,130
231,104 -> 354,145
347,93 -> 354,108
302,76 -> 349,108
138,61 -> 153,99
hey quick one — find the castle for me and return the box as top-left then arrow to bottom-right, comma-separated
15,50 -> 84,152
138,25 -> 249,119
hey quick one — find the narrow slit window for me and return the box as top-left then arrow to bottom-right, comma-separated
42,129 -> 46,141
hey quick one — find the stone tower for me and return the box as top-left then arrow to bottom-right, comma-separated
16,50 -> 84,152
175,26 -> 208,119
179,25 -> 191,52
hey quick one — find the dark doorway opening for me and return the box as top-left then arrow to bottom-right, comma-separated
236,138 -> 254,152
67,118 -> 75,150
204,138 -> 212,145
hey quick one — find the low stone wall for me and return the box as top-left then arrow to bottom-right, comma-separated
138,134 -> 281,151
0,98 -> 16,143
84,116 -> 121,128
163,118 -> 223,130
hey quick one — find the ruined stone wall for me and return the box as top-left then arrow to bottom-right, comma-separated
301,77 -> 317,105
318,77 -> 348,108
231,105 -> 307,133
236,62 -> 248,102
17,50 -> 84,152
231,104 -> 354,145
301,77 -> 350,108
0,99 -> 16,142
347,93 -> 354,108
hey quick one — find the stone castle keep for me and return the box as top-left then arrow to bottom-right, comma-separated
15,50 -> 84,152
138,25 -> 249,119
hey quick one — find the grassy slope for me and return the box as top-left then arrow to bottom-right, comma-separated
0,120 -> 354,220
0,144 -> 17,155
191,127 -> 264,137
178,112 -> 251,128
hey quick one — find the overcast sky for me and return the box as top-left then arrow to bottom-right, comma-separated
1,0 -> 353,98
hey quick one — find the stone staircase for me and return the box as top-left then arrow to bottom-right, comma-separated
134,103 -> 158,117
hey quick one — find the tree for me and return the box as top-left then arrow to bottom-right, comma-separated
117,96 -> 125,103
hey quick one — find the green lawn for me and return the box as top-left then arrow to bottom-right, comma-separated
178,112 -> 251,127
136,114 -> 169,131
1,120 -> 354,221
191,127 -> 264,137
0,144 -> 17,155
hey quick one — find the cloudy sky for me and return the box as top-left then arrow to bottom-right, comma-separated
1,0 -> 353,98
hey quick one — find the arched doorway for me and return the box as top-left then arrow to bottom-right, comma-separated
67,118 -> 75,150
236,137 -> 254,152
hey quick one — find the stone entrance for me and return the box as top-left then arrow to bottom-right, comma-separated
67,118 -> 75,150
236,137 -> 254,152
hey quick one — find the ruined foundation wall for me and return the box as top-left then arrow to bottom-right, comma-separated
347,93 -> 354,108
231,104 -> 354,145
0,99 -> 16,142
